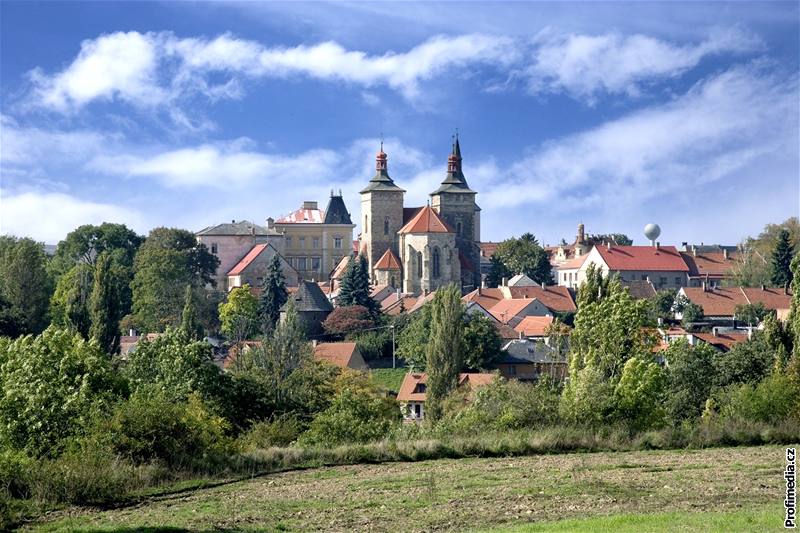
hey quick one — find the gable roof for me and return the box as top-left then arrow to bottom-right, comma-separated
284,280 -> 333,312
740,287 -> 792,310
480,242 -> 500,258
681,251 -> 738,279
397,372 -> 494,402
382,293 -> 418,316
692,332 -> 749,352
313,342 -> 360,368
227,243 -> 286,276
507,273 -> 536,287
197,220 -> 279,237
681,287 -> 748,317
408,290 -> 437,313
500,339 -> 566,364
398,206 -> 454,234
595,245 -> 689,272
557,254 -> 588,270
322,195 -> 353,225
514,316 -> 555,337
505,286 -> 577,313
463,287 -> 505,311
622,280 -> 658,300
489,298 -> 543,324
374,248 -> 402,270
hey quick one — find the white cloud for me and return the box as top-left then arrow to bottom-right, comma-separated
0,190 -> 145,243
526,27 -> 762,101
481,65 -> 797,210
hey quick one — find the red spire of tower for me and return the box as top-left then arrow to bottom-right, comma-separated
376,141 -> 388,173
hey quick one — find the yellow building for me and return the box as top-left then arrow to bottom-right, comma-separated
274,194 -> 355,282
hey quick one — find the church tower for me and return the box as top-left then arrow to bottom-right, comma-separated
360,145 -> 405,278
430,135 -> 480,291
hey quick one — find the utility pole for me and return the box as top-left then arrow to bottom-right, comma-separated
391,324 -> 396,369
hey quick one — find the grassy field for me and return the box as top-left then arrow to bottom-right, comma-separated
369,367 -> 408,393
24,445 -> 790,532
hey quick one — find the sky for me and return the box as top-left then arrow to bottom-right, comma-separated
1,1 -> 798,247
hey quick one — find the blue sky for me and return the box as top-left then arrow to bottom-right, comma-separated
1,1 -> 798,247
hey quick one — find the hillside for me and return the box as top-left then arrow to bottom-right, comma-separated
27,444 -> 788,532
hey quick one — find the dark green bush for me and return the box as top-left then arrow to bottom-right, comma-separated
298,390 -> 400,447
238,416 -> 304,449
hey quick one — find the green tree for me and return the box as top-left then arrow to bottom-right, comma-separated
485,233 -> 552,287
613,356 -> 667,431
180,285 -> 204,340
663,339 -> 717,423
397,304 -> 431,370
49,223 -> 142,279
576,262 -> 610,308
587,233 -> 633,246
713,333 -> 776,388
0,236 -> 52,334
770,229 -> 795,288
49,263 -> 94,337
123,327 -> 227,404
732,217 -> 799,287
462,312 -> 503,370
762,312 -> 792,371
338,255 -> 378,315
131,227 -> 219,333
0,328 -> 118,456
681,301 -> 704,329
219,285 -> 259,342
650,289 -> 677,323
734,302 -> 769,327
425,285 -> 465,421
485,255 -> 512,288
258,255 -> 288,333
0,293 -> 24,337
789,254 -> 800,359
89,252 -> 119,354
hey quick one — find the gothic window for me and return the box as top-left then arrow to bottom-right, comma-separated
417,251 -> 423,278
384,217 -> 390,235
390,275 -> 396,287
432,248 -> 441,279
457,222 -> 462,236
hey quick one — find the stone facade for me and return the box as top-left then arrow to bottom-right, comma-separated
399,229 -> 460,294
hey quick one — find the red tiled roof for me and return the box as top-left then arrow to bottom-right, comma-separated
383,294 -> 418,316
557,254 -> 588,270
408,290 -> 437,313
505,286 -> 577,313
514,316 -> 555,337
276,206 -> 324,223
227,244 -> 268,276
740,287 -> 792,311
314,342 -> 359,368
596,245 -> 689,272
480,242 -> 500,258
374,249 -> 402,270
331,255 -> 352,280
489,298 -> 542,325
397,372 -> 495,402
398,206 -> 454,234
224,340 -> 263,369
462,288 -> 505,310
692,332 -> 749,351
681,251 -> 738,279
682,287 -> 748,317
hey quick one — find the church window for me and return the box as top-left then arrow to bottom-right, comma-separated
390,276 -> 396,287
384,217 -> 390,235
457,222 -> 462,236
417,251 -> 423,278
432,248 -> 441,279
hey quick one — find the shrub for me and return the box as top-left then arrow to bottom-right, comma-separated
323,305 -> 375,337
89,390 -> 231,467
238,416 -> 304,449
0,328 -> 119,457
299,390 -> 400,447
714,372 -> 800,424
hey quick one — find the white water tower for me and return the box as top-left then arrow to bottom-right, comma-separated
644,223 -> 661,246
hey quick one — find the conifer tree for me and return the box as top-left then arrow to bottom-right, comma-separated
180,285 -> 203,340
424,284 -> 465,422
89,252 -> 117,354
338,255 -> 379,315
259,255 -> 288,333
771,229 -> 795,288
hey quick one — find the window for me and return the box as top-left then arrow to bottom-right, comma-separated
365,215 -> 368,233
417,251 -> 423,278
414,404 -> 421,418
384,217 -> 390,235
456,222 -> 462,236
675,277 -> 681,286
286,237 -> 292,248
334,237 -> 342,249
312,237 -> 320,249
659,277 -> 667,287
432,248 -> 441,278
641,274 -> 647,281
312,257 -> 321,271
297,257 -> 307,270
299,237 -> 305,248
210,242 -> 218,254
390,275 -> 396,287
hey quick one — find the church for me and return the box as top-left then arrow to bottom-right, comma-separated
358,136 -> 481,295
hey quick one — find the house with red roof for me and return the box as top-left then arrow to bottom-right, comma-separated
678,286 -> 792,321
226,242 -> 299,290
313,342 -> 368,370
488,297 -> 551,327
563,244 -> 691,290
397,372 -> 496,421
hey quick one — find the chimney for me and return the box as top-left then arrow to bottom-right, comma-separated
761,284 -> 765,291
541,282 -> 545,289
477,286 -> 482,296
606,242 -> 611,250
723,249 -> 728,260
502,277 -> 507,287
267,217 -> 274,229
518,330 -> 523,340
712,327 -> 718,337
312,339 -> 318,347
656,242 -> 660,249
702,280 -> 707,292
692,246 -> 697,257
481,278 -> 487,289
129,328 -> 136,337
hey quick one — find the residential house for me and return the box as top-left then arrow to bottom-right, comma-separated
397,372 -> 495,422
514,316 -> 555,340
499,285 -> 577,315
226,243 -> 300,290
678,286 -> 792,322
496,339 -> 567,381
691,330 -> 750,352
488,297 -> 551,328
196,220 -> 284,290
680,246 -> 739,288
622,279 -> 657,300
313,342 -> 368,370
275,194 -> 356,283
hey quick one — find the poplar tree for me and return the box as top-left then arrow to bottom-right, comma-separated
424,284 -> 465,422
180,285 -> 203,340
89,252 -> 117,354
258,255 -> 288,333
771,229 -> 795,288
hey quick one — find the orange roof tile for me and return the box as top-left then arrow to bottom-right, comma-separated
462,287 -> 505,310
314,342 -> 359,368
514,316 -> 555,337
506,286 -> 577,313
480,242 -> 500,258
557,254 -> 588,270
489,298 -> 542,325
374,249 -> 402,270
740,287 -> 792,310
681,251 -> 739,279
398,206 -> 454,234
227,244 -> 268,276
596,245 -> 689,272
692,332 -> 749,351
397,372 -> 495,402
682,287 -> 748,317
